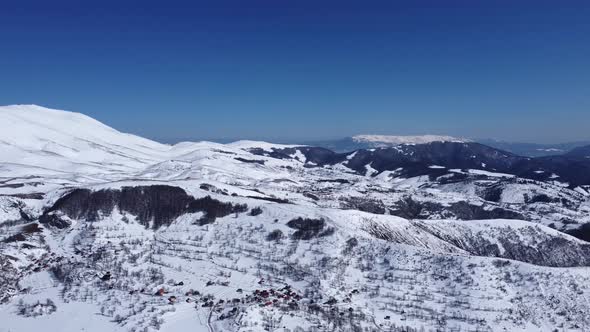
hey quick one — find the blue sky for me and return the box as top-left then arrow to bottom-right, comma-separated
1,0 -> 589,143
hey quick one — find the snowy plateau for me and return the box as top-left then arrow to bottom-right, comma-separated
1,105 -> 590,332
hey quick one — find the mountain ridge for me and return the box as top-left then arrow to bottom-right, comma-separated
307,135 -> 590,156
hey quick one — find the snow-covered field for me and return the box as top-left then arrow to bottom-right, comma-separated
1,105 -> 590,331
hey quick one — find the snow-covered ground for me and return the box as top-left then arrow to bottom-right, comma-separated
1,105 -> 590,332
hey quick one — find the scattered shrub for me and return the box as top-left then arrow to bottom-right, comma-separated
249,207 -> 263,216
266,229 -> 283,241
17,299 -> 57,317
287,217 -> 326,240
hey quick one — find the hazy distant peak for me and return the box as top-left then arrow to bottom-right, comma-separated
352,134 -> 469,145
227,140 -> 304,151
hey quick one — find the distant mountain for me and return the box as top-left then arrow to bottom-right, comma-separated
477,139 -> 590,157
306,134 -> 468,152
352,134 -> 468,145
307,135 -> 590,157
567,144 -> 590,158
260,141 -> 590,187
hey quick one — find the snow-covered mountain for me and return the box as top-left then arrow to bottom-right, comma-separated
477,139 -> 590,157
352,134 -> 469,145
307,136 -> 590,157
306,135 -> 468,152
0,105 -> 171,173
1,105 -> 590,332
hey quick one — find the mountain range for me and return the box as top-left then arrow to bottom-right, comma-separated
306,135 -> 590,157
1,105 -> 590,332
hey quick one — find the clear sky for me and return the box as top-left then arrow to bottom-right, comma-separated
1,0 -> 589,143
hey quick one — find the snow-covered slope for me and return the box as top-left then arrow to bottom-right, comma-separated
1,105 -> 590,332
0,105 -> 172,173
